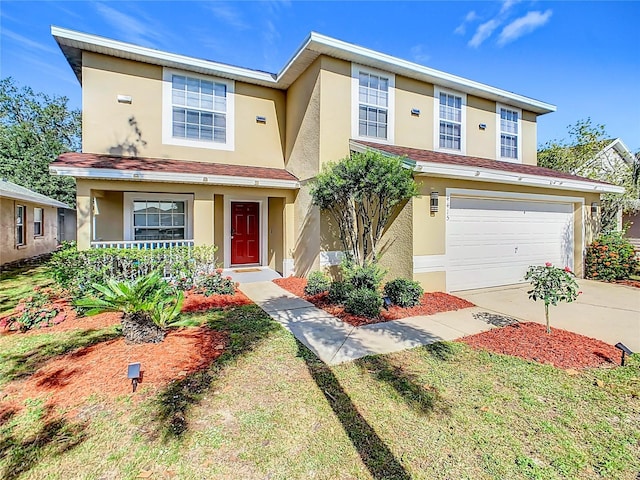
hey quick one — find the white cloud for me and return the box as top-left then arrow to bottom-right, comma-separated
1,29 -> 57,54
410,44 -> 430,64
468,19 -> 501,48
497,10 -> 553,46
94,3 -> 169,48
454,10 -> 478,35
206,3 -> 249,30
500,0 -> 521,15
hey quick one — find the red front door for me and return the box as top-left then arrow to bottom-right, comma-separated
231,202 -> 260,265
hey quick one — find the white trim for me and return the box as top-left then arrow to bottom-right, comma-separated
224,196 -> 269,269
50,165 -> 300,190
496,103 -> 522,163
414,161 -> 624,194
351,63 -> 395,144
319,250 -> 344,268
51,27 -> 556,114
122,192 -> 194,242
434,87 -> 467,155
413,255 -> 447,274
162,68 -> 235,151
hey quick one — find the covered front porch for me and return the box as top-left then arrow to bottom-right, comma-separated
76,179 -> 297,275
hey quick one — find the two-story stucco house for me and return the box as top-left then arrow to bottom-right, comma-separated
49,27 -> 623,292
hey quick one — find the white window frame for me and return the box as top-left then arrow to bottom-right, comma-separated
16,204 -> 26,246
162,68 -> 235,151
33,207 -> 43,237
496,103 -> 522,163
434,86 -> 466,155
351,63 -> 395,144
123,192 -> 194,241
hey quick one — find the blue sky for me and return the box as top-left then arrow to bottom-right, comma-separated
1,1 -> 638,151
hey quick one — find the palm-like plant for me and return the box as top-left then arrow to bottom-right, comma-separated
76,271 -> 183,343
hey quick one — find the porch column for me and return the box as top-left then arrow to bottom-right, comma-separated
193,191 -> 214,246
76,182 -> 92,250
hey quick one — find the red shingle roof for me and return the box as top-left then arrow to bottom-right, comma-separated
354,141 -> 609,186
52,152 -> 299,182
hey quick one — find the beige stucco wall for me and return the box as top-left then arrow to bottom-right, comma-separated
395,76 -> 434,150
413,177 -> 600,291
466,95 -> 496,159
521,111 -> 537,166
82,52 -> 286,169
0,199 -> 58,265
268,197 -> 284,273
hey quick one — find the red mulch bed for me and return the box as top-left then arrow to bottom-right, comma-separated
181,290 -> 252,313
458,322 -> 621,369
0,326 -> 226,416
273,277 -> 474,327
615,279 -> 640,289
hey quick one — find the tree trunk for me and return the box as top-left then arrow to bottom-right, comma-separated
121,312 -> 165,344
545,303 -> 551,334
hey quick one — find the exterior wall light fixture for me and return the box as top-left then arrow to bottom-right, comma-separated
411,108 -> 421,116
128,362 -> 141,392
430,191 -> 439,214
591,202 -> 599,217
479,123 -> 487,130
117,95 -> 132,104
256,116 -> 267,124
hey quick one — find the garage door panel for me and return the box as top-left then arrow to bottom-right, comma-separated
447,196 -> 574,291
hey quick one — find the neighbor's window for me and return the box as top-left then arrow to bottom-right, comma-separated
439,92 -> 463,151
16,205 -> 25,246
499,107 -> 519,159
33,208 -> 43,236
358,71 -> 390,140
133,200 -> 186,241
171,74 -> 227,143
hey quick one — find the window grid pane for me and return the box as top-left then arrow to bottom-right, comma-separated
439,93 -> 462,150
172,74 -> 227,143
16,205 -> 25,245
500,108 -> 518,158
133,201 -> 186,240
34,208 -> 43,236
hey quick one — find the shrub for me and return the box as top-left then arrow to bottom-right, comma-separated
585,232 -> 638,282
524,263 -> 580,334
341,259 -> 386,291
304,271 -> 331,296
328,280 -> 354,304
7,287 -> 65,332
384,278 -> 424,307
194,269 -> 236,296
49,244 -> 218,295
345,288 -> 383,318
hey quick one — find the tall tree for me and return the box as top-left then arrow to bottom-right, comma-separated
0,77 -> 80,206
311,151 -> 417,266
538,118 -> 640,231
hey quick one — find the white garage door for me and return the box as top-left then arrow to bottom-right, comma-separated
447,196 -> 574,291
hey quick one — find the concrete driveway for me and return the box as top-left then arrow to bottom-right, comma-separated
455,279 -> 640,352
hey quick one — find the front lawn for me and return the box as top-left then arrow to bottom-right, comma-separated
1,302 -> 638,479
0,264 -> 52,315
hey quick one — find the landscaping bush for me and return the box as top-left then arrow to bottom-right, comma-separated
6,287 -> 65,332
195,269 -> 236,296
328,280 -> 354,304
585,232 -> 638,282
345,288 -> 383,318
342,260 -> 386,291
49,243 -> 218,295
384,278 -> 424,307
304,271 -> 331,296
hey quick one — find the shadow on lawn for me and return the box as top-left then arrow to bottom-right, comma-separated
152,304 -> 280,439
1,328 -> 120,385
355,355 -> 450,416
297,343 -> 411,480
0,406 -> 86,480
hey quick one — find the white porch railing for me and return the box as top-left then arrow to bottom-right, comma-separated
90,240 -> 195,249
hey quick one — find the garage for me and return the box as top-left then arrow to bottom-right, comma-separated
446,193 -> 575,291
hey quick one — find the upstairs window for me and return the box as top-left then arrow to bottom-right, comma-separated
33,208 -> 43,236
438,91 -> 463,151
163,69 -> 234,151
499,107 -> 520,161
352,65 -> 395,143
16,205 -> 25,246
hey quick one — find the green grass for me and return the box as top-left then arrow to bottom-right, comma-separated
0,305 -> 638,479
0,264 -> 53,315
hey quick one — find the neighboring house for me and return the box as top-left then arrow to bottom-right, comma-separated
49,27 -> 623,292
0,180 -> 69,266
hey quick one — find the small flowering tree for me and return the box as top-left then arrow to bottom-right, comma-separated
524,263 -> 581,334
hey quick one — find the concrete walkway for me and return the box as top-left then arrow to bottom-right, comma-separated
456,279 -> 640,352
239,281 -> 496,365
